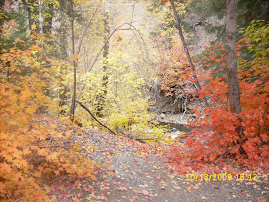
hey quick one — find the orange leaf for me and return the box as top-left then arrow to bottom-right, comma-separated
131,196 -> 137,201
72,54 -> 79,61
0,163 -> 12,173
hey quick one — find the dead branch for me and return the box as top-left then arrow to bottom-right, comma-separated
5,193 -> 12,202
76,100 -> 118,136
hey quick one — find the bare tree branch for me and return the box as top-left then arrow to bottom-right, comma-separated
77,0 -> 103,55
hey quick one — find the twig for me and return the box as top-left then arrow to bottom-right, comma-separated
181,96 -> 188,120
77,0 -> 103,55
5,193 -> 13,202
215,144 -> 236,162
170,93 -> 182,106
22,145 -> 66,148
215,151 -> 230,162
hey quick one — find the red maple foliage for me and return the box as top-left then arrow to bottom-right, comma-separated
167,38 -> 269,173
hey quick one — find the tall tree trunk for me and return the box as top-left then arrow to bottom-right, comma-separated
70,1 -> 77,122
58,24 -> 68,116
169,0 -> 209,108
225,0 -> 241,114
0,0 -> 5,34
43,3 -> 53,35
96,3 -> 110,117
21,0 -> 32,32
0,0 -> 6,55
225,0 -> 246,155
38,0 -> 42,34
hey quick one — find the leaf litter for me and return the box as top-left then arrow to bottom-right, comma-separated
48,127 -> 269,201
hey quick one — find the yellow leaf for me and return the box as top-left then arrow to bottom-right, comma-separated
37,148 -> 47,156
20,89 -> 32,100
49,152 -> 58,160
4,155 -> 13,162
25,107 -> 36,114
14,159 -> 28,168
23,147 -> 31,155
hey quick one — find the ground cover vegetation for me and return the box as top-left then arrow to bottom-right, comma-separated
0,0 -> 268,200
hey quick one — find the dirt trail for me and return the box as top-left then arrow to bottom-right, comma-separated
49,128 -> 268,202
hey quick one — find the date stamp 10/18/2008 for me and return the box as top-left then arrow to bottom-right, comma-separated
186,173 -> 258,182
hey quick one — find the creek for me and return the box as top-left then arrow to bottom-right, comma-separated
157,121 -> 191,140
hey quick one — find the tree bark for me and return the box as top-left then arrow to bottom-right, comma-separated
70,1 -> 77,122
169,0 -> 209,108
225,0 -> 241,114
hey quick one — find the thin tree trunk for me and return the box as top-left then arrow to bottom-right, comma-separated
38,0 -> 42,34
70,1 -> 77,122
43,3 -> 53,35
225,0 -> 241,114
0,0 -> 5,57
0,0 -> 5,34
59,65 -> 68,115
169,0 -> 209,108
96,3 -> 110,117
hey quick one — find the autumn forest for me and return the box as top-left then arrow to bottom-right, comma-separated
0,0 -> 268,201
